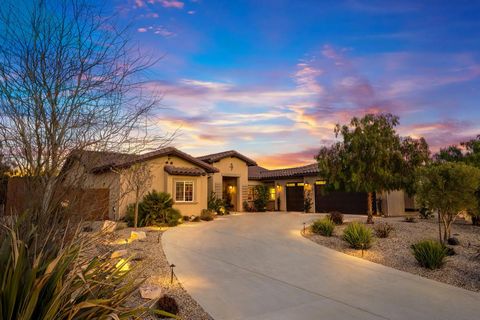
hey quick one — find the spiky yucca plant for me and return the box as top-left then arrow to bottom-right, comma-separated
0,223 -> 176,320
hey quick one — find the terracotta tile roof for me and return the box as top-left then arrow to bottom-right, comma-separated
164,165 -> 206,176
248,163 -> 320,180
247,165 -> 270,180
71,147 -> 218,174
197,150 -> 257,166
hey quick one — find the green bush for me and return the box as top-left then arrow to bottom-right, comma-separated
411,240 -> 447,269
311,218 -> 335,236
343,222 -> 373,249
328,211 -> 344,225
200,209 -> 215,221
374,222 -> 394,238
165,208 -> 182,226
253,185 -> 269,212
208,192 -> 228,215
125,190 -> 181,227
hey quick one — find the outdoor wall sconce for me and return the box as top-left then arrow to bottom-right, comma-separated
170,264 -> 176,284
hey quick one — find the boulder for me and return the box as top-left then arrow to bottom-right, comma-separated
130,231 -> 147,240
110,249 -> 128,259
139,284 -> 163,300
101,220 -> 117,233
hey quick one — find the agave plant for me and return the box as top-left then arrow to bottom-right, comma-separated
0,222 -> 176,320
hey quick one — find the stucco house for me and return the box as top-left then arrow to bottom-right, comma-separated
63,147 -> 412,220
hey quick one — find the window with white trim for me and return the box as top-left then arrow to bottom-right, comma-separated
175,181 -> 194,202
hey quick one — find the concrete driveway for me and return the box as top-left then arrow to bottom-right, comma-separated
163,213 -> 480,320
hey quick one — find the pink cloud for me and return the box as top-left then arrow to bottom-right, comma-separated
255,148 -> 320,169
159,0 -> 184,9
137,27 -> 148,32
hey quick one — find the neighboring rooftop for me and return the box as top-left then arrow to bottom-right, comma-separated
248,163 -> 320,180
70,147 -> 219,174
197,150 -> 257,166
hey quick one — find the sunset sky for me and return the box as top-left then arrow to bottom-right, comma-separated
112,0 -> 480,168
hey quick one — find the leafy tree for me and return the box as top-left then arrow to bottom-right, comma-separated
253,185 -> 269,212
416,162 -> 480,243
317,113 -> 429,223
434,135 -> 480,225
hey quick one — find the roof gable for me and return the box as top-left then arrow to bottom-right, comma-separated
71,147 -> 218,174
197,150 -> 257,166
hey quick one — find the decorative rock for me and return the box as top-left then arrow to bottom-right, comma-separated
130,231 -> 147,240
132,253 -> 146,261
102,220 -> 117,233
139,284 -> 163,300
110,249 -> 128,259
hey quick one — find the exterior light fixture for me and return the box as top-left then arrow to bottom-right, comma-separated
170,264 -> 176,284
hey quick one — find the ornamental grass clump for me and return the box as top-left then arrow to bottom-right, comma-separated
343,222 -> 373,250
311,218 -> 335,236
411,240 -> 447,269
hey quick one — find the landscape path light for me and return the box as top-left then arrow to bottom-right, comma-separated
170,264 -> 176,284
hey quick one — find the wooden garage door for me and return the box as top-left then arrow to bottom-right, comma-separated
315,185 -> 368,214
286,184 -> 304,212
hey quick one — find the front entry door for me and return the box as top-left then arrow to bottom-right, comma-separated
286,184 -> 304,212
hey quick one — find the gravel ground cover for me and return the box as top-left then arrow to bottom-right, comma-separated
100,224 -> 213,320
304,215 -> 480,292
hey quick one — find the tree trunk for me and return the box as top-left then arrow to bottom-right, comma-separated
134,187 -> 140,228
366,192 -> 374,224
437,210 -> 443,244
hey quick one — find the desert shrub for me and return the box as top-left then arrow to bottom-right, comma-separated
253,185 -> 269,212
343,222 -> 373,250
156,295 -> 179,317
447,237 -> 460,246
374,222 -> 394,238
404,216 -> 417,223
311,218 -> 335,236
208,192 -> 228,215
328,211 -> 344,225
192,216 -> 201,222
200,209 -> 215,221
411,240 -> 447,269
419,207 -> 433,219
165,208 -> 182,226
125,191 -> 180,227
304,190 -> 312,212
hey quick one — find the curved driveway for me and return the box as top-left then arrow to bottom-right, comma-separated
163,213 -> 480,320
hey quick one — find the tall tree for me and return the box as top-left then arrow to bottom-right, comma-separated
0,0 -> 164,226
416,162 -> 480,243
317,113 -> 429,223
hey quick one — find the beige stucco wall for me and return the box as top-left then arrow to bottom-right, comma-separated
380,190 -> 406,217
64,161 -> 121,219
210,157 -> 250,211
117,155 -> 209,218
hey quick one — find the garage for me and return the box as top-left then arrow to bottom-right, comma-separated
314,184 -> 369,214
286,182 -> 304,212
